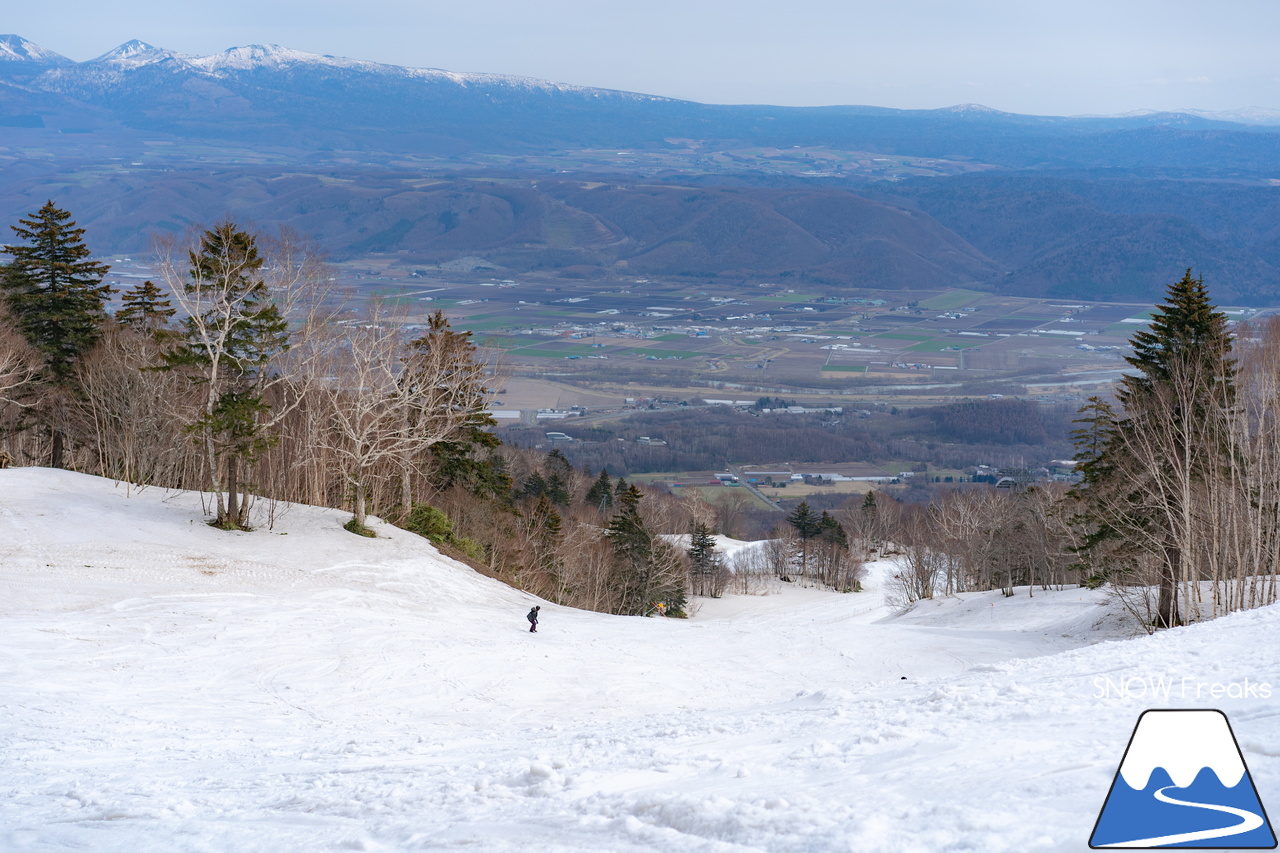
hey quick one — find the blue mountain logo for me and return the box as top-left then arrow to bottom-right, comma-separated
1091,709 -> 1276,848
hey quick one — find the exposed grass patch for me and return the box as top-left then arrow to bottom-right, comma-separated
344,517 -> 377,538
821,365 -> 867,373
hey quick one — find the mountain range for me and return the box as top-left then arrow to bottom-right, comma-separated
3,34 -> 1280,303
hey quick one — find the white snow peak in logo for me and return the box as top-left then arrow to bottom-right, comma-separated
1090,709 -> 1276,849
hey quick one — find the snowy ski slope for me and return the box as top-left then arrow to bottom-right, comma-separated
1,468 -> 1277,852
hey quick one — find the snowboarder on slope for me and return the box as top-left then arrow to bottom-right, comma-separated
527,605 -> 540,633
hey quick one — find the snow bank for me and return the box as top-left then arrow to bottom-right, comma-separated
2,469 -> 1277,852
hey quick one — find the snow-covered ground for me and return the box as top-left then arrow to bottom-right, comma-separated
1,468 -> 1277,852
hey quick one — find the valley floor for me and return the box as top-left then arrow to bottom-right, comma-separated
1,469 -> 1277,852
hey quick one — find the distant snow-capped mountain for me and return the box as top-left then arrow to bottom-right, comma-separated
1181,106 -> 1280,126
2,32 -> 1280,187
2,36 -> 669,104
1073,106 -> 1280,126
0,34 -> 72,68
89,39 -> 178,69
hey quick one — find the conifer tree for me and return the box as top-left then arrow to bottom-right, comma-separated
606,484 -> 654,614
545,473 -> 570,506
542,449 -> 572,506
521,471 -> 547,500
687,521 -> 721,597
787,500 -> 821,573
584,468 -> 613,512
397,309 -> 493,509
116,279 -> 176,334
1073,270 -> 1236,627
818,510 -> 848,549
0,201 -> 112,466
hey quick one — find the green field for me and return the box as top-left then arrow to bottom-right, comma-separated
821,365 -> 867,373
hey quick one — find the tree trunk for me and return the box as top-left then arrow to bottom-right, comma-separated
354,477 -> 367,530
1158,545 -> 1181,628
226,454 -> 240,529
401,463 -> 412,517
49,427 -> 64,469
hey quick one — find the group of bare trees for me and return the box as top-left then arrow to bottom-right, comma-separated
0,213 -> 496,535
876,484 -> 1080,607
0,208 -> 748,617
862,272 -> 1280,631
1,207 -> 804,618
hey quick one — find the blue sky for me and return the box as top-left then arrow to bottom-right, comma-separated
9,0 -> 1280,115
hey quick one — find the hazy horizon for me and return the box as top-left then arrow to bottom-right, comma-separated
7,0 -> 1280,117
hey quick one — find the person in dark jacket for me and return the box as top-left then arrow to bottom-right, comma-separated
527,605 -> 540,632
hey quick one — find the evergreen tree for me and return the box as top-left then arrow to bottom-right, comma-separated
786,500 -> 821,573
429,431 -> 510,503
545,473 -> 570,506
1121,270 -> 1234,403
1068,396 -> 1122,585
521,470 -> 548,500
584,467 -> 613,512
687,521 -> 721,597
545,448 -> 573,482
397,309 -> 493,509
530,493 -> 562,541
606,484 -> 654,614
818,511 -> 848,549
115,279 -> 175,334
787,500 -> 820,539
0,201 -> 113,466
1073,270 -> 1236,627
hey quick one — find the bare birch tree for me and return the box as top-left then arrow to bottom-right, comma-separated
155,222 -> 331,529
0,312 -> 39,406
